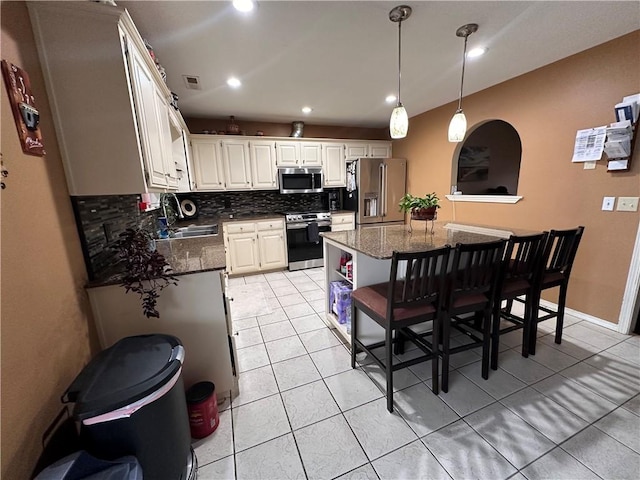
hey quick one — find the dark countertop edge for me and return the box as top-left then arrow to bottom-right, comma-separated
86,265 -> 227,289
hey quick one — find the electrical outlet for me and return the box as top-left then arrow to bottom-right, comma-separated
583,161 -> 596,170
602,197 -> 615,211
616,196 -> 639,212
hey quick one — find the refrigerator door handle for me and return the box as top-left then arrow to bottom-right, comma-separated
379,163 -> 385,218
381,163 -> 387,216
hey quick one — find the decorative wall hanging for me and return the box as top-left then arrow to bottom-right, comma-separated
1,60 -> 46,156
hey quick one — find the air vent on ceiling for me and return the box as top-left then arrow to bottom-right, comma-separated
182,75 -> 201,90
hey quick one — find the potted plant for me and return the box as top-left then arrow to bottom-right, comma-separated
115,228 -> 179,318
398,192 -> 441,220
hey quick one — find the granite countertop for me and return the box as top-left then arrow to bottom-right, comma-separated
88,234 -> 226,288
322,222 -> 540,259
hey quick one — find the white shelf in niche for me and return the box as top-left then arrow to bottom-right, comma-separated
445,194 -> 523,204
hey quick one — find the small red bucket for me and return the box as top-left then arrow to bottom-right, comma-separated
186,382 -> 219,439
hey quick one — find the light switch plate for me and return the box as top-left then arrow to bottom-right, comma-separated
583,161 -> 596,170
602,197 -> 615,211
617,196 -> 639,212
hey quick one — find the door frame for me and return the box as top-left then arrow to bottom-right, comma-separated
618,219 -> 640,334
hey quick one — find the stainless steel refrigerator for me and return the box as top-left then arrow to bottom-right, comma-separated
344,158 -> 407,225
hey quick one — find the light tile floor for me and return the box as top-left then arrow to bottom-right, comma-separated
194,267 -> 640,480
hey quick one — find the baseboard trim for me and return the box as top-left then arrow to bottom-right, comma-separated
538,299 -> 619,332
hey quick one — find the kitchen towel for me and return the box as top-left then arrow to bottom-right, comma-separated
307,221 -> 320,243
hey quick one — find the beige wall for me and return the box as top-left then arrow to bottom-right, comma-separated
185,117 -> 389,140
393,30 -> 640,324
1,2 -> 97,478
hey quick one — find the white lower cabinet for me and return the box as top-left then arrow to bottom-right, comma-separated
331,212 -> 355,231
226,232 -> 260,275
224,219 -> 287,275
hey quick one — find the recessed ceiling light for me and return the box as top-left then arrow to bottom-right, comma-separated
385,95 -> 397,104
302,106 -> 312,114
227,77 -> 241,88
467,47 -> 487,58
232,0 -> 255,13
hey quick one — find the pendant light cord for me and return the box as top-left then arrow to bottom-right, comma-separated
457,34 -> 469,112
397,19 -> 402,106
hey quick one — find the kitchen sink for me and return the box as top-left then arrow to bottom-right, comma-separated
171,224 -> 218,238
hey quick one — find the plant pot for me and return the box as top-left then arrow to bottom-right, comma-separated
411,207 -> 437,221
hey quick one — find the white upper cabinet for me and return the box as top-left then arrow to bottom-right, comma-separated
190,137 -> 225,191
370,142 -> 393,158
299,142 -> 322,166
221,139 -> 252,190
28,1 -> 179,195
168,109 -> 192,192
249,140 -> 278,189
275,140 -> 322,167
345,141 -> 393,161
275,141 -> 300,166
322,143 -> 346,187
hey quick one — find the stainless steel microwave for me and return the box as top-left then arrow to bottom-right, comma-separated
278,167 -> 324,194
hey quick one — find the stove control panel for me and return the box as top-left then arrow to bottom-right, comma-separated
285,212 -> 331,223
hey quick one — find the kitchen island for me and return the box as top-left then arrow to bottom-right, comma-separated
322,222 -> 537,344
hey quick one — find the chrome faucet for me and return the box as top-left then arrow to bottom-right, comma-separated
161,193 -> 184,222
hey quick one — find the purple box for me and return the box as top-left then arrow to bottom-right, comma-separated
330,281 -> 352,324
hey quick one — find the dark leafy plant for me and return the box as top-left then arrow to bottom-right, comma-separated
398,192 -> 441,213
116,228 -> 178,318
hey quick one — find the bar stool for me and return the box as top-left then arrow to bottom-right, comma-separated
440,240 -> 506,393
491,232 -> 549,369
350,246 -> 451,412
526,226 -> 585,354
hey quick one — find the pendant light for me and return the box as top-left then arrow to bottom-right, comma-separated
448,23 -> 478,143
389,5 -> 412,139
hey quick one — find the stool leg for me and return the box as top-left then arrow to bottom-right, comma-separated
490,302 -> 501,370
555,283 -> 568,345
386,327 -> 394,413
431,313 -> 440,395
481,308 -> 490,380
442,314 -> 450,393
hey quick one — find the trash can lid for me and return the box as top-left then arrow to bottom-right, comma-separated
63,334 -> 184,420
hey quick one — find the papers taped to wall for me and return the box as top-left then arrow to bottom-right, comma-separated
571,126 -> 606,162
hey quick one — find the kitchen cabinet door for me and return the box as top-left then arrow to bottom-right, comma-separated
169,109 -> 192,192
250,140 -> 277,189
222,139 -> 252,190
190,137 -> 225,191
345,142 -> 369,161
128,41 -> 169,188
275,141 -> 300,166
322,143 -> 346,187
300,142 -> 322,166
155,88 -> 178,189
369,142 -> 392,158
258,230 -> 287,270
226,233 -> 260,275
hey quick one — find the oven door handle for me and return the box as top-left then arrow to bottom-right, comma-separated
287,222 -> 331,230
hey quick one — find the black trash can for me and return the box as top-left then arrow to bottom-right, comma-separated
62,334 -> 192,480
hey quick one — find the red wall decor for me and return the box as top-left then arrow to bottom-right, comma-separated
1,59 -> 46,156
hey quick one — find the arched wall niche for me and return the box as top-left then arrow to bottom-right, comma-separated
450,119 -> 522,196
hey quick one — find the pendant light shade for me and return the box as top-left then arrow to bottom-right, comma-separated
389,5 -> 412,139
448,23 -> 478,143
390,104 -> 409,139
448,110 -> 467,142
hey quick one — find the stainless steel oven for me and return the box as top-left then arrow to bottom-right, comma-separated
284,211 -> 331,270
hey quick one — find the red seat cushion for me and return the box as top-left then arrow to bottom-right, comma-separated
500,278 -> 531,298
351,282 -> 437,323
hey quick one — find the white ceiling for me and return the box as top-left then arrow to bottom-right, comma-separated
118,1 -> 639,128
